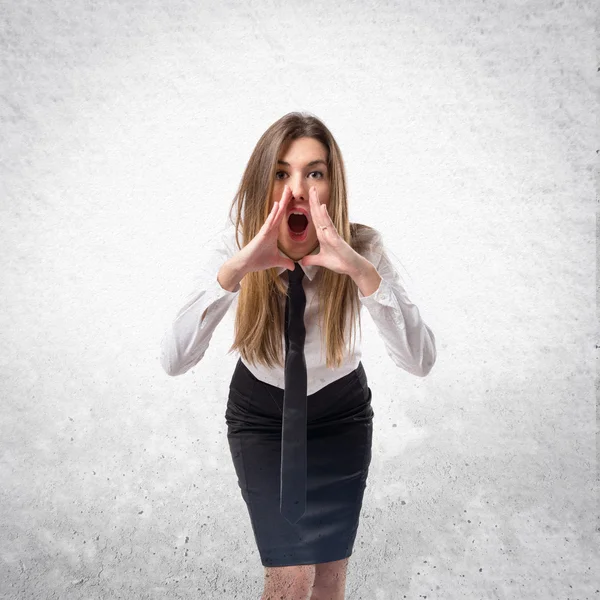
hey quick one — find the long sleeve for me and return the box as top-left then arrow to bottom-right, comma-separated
160,225 -> 241,376
357,241 -> 437,377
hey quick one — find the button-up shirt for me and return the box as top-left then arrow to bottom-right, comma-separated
160,223 -> 436,394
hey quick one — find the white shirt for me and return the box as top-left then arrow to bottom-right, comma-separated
160,223 -> 436,394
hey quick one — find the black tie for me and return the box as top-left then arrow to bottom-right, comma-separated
280,262 -> 307,524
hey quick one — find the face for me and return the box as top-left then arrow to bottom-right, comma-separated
274,136 -> 331,261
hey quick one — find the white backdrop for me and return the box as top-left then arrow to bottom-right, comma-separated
0,1 -> 596,598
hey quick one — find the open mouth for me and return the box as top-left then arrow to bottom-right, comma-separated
288,213 -> 309,241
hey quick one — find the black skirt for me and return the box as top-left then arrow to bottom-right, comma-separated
225,358 -> 374,567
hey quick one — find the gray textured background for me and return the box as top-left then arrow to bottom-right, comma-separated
1,1 -> 597,598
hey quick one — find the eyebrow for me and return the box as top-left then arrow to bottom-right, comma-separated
277,159 -> 328,168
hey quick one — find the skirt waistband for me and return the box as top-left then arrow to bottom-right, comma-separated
227,358 -> 372,429
233,358 -> 366,399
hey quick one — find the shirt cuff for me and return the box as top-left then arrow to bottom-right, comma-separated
195,274 -> 240,330
358,276 -> 399,309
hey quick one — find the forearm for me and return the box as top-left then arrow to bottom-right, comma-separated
353,256 -> 437,376
217,254 -> 248,292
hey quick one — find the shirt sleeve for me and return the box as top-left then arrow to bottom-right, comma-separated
357,234 -> 437,377
160,224 -> 241,376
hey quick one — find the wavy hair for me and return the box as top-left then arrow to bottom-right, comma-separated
226,112 -> 378,370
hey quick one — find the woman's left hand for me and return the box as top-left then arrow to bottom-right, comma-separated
299,187 -> 366,277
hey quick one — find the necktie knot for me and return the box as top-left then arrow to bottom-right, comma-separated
287,263 -> 305,286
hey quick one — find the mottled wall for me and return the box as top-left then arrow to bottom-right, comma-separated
0,1 -> 596,598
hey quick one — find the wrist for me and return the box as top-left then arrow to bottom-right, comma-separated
218,254 -> 248,292
349,258 -> 382,297
346,255 -> 371,279
228,252 -> 250,278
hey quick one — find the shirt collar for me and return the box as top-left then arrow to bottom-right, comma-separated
276,245 -> 320,281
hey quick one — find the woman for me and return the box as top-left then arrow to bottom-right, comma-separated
161,112 -> 436,600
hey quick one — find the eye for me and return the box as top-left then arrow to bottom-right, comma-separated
275,170 -> 325,181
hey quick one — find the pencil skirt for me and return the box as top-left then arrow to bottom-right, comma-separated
225,358 -> 374,567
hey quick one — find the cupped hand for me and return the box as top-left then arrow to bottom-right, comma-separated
239,185 -> 297,274
298,187 -> 363,276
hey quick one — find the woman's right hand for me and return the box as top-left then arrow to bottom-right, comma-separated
238,185 -> 297,274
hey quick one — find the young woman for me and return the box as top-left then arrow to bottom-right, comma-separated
161,112 -> 436,600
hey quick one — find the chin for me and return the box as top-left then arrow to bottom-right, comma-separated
278,234 -> 316,261
284,249 -> 303,261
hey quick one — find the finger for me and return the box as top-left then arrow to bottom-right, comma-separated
309,187 -> 322,230
275,186 -> 290,225
265,198 -> 282,235
319,199 -> 334,230
266,201 -> 278,227
279,256 -> 295,270
300,255 -> 319,268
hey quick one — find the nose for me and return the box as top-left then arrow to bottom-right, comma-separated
289,175 -> 308,202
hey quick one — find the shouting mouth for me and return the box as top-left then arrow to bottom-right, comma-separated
288,212 -> 309,242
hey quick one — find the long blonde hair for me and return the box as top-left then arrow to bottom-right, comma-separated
226,112 -> 378,370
